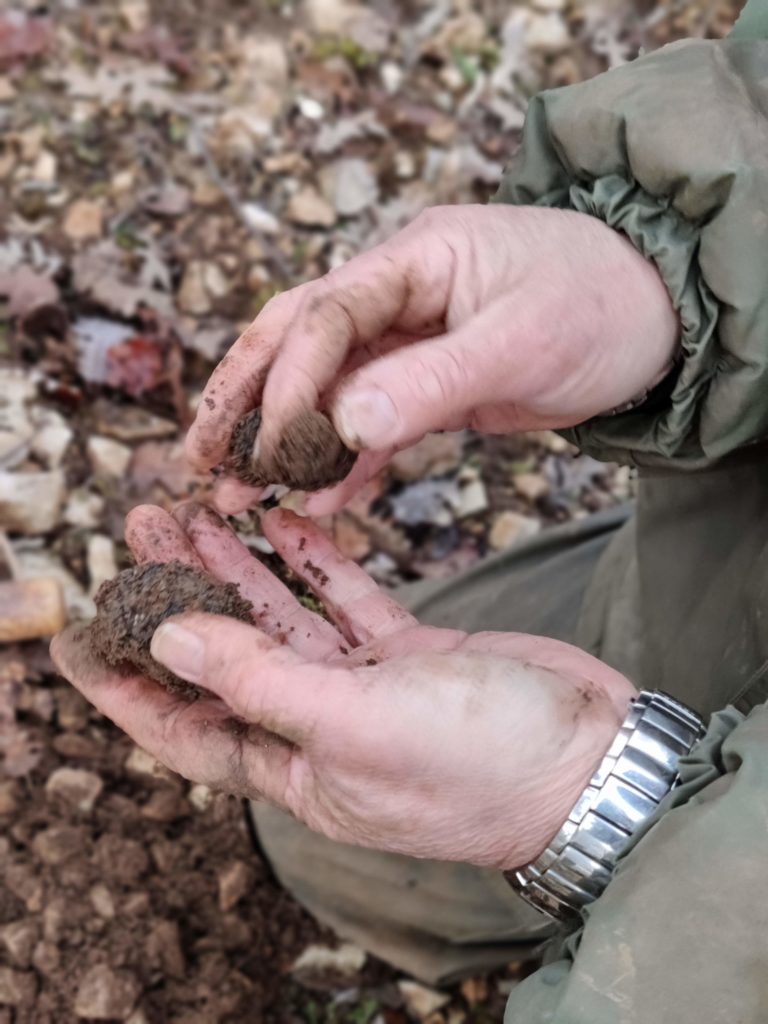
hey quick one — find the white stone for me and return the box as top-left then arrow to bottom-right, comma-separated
489,511 -> 540,551
526,12 -> 570,54
125,745 -> 174,782
45,768 -> 103,813
456,469 -> 488,518
292,942 -> 367,978
177,260 -> 212,316
15,547 -> 95,621
87,535 -> 118,596
321,158 -> 379,217
297,95 -> 324,120
64,489 -> 105,529
514,472 -> 549,502
89,884 -> 116,919
394,151 -> 417,180
286,187 -> 336,228
74,964 -> 139,1020
380,61 -> 404,94
202,261 -> 230,299
119,0 -> 150,32
240,203 -> 279,234
304,0 -> 359,34
397,981 -> 450,1020
30,409 -> 73,469
0,368 -> 36,469
87,436 -> 132,478
0,470 -> 66,534
188,783 -> 214,812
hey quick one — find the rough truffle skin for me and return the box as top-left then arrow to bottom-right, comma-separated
90,562 -> 254,696
228,407 -> 357,491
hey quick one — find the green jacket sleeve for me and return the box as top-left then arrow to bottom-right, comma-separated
493,26 -> 768,468
504,703 -> 768,1024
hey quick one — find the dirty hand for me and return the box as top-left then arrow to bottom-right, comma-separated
186,204 -> 679,515
52,504 -> 636,869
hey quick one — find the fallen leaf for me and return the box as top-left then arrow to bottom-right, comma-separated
62,200 -> 103,242
0,266 -> 59,320
119,26 -> 192,77
0,13 -> 53,70
105,336 -> 165,397
141,183 -> 191,218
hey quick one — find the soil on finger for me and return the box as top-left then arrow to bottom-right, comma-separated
90,562 -> 254,696
228,408 -> 356,491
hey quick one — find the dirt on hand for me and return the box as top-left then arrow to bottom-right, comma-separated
228,408 -> 357,492
90,562 -> 253,695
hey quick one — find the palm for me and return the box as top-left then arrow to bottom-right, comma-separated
52,503 -> 635,869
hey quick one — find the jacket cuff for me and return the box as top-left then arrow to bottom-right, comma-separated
558,175 -> 720,467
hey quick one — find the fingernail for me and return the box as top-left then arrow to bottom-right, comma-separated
336,387 -> 398,449
151,623 -> 205,683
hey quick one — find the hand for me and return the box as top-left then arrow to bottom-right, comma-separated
186,204 -> 679,515
52,504 -> 636,870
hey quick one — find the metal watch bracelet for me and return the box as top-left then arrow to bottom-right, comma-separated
505,690 -> 706,920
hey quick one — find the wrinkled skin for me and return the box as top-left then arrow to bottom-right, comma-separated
185,204 -> 679,516
52,504 -> 636,871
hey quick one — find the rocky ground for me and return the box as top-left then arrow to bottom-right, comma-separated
0,0 -> 743,1021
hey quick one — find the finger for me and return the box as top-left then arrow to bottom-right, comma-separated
262,508 -> 415,645
50,626 -> 296,806
258,222 -> 452,454
125,505 -> 204,568
174,502 -> 345,660
148,612 -> 353,743
330,299 -> 530,451
303,449 -> 394,517
184,281 -> 315,471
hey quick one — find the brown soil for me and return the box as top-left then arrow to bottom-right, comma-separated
228,408 -> 357,492
90,563 -> 253,695
0,647 -> 337,1024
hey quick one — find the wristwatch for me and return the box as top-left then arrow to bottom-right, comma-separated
505,690 -> 706,920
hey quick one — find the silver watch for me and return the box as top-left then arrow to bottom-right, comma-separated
506,690 -> 706,920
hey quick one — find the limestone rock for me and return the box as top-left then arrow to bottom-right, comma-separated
287,187 -> 336,228
398,980 -> 450,1020
64,488 -> 105,529
63,199 -> 103,242
87,535 -> 118,597
45,767 -> 103,813
0,919 -> 39,968
177,260 -> 212,315
0,470 -> 66,534
218,861 -> 252,912
87,436 -> 133,478
321,158 -> 379,217
32,826 -> 86,866
0,967 -> 37,1007
291,942 -> 366,981
74,964 -> 140,1020
489,511 -> 540,551
514,472 -> 549,502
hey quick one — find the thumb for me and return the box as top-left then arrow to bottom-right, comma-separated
332,303 -> 515,451
150,613 -> 342,743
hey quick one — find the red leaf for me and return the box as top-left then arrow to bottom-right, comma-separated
0,13 -> 53,69
105,336 -> 165,397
